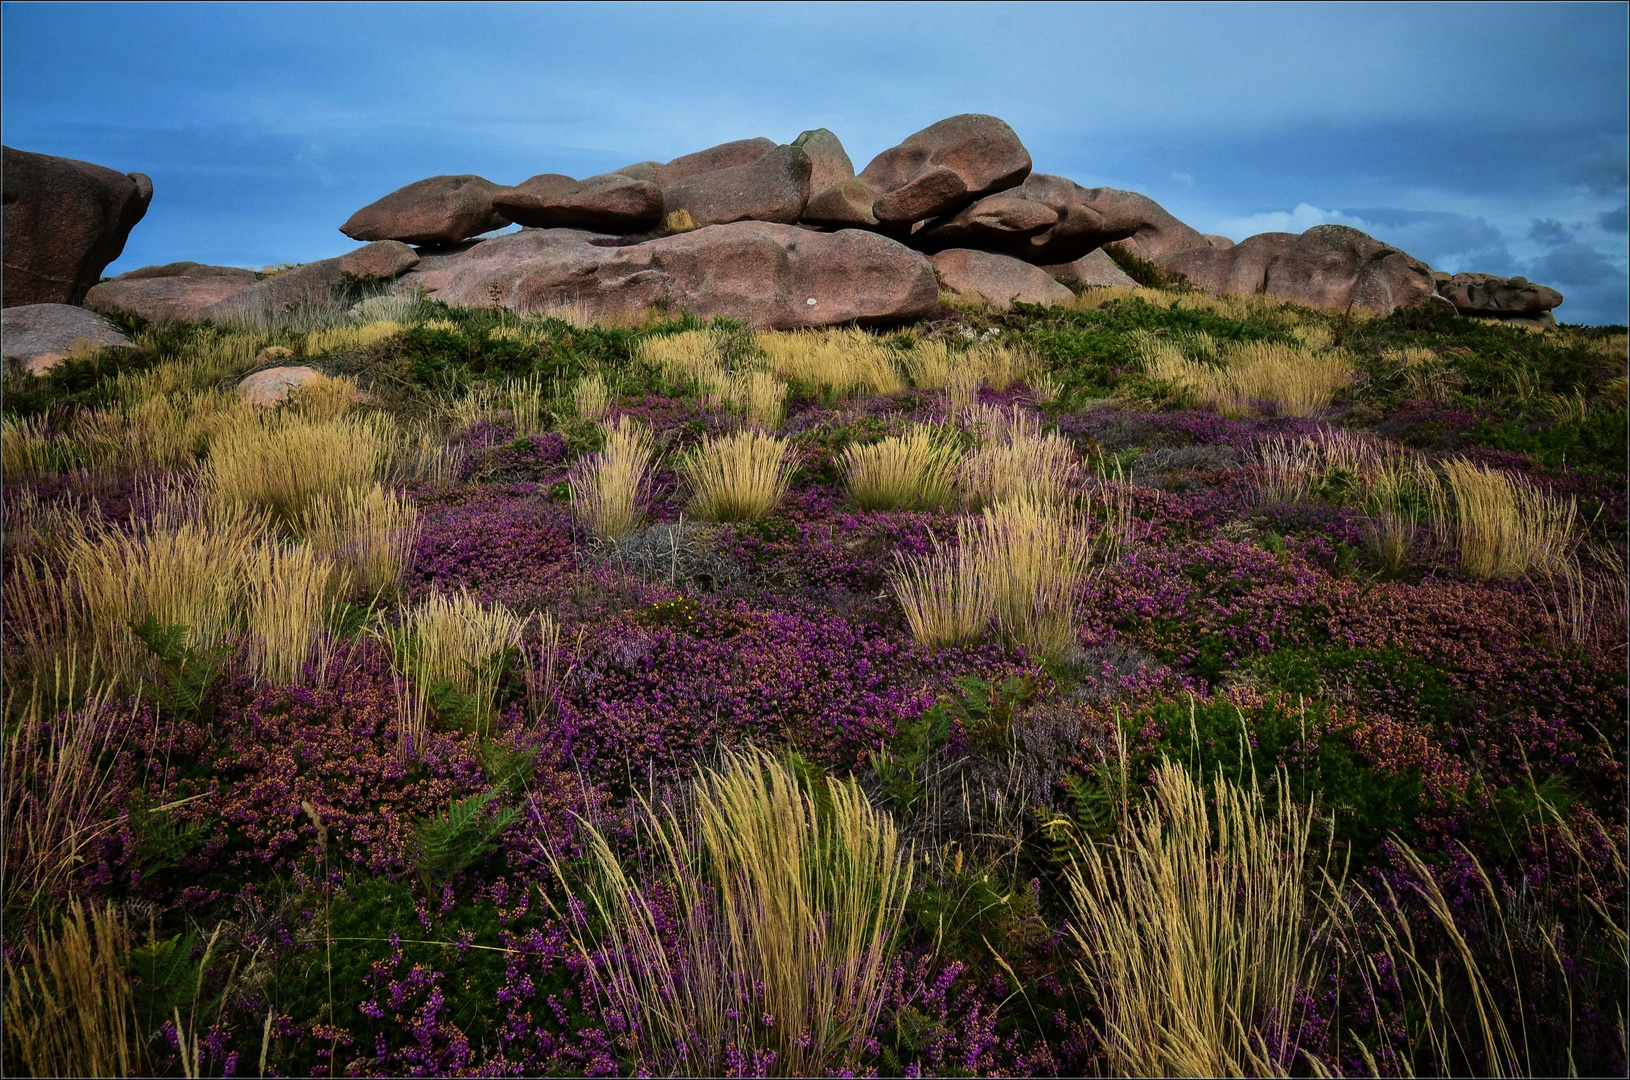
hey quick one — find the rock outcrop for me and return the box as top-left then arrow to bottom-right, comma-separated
1044,248 -> 1139,290
792,129 -> 855,201
339,240 -> 422,280
652,138 -> 777,188
401,221 -> 939,329
931,248 -> 1073,310
3,146 -> 154,307
662,144 -> 812,227
1435,272 -> 1563,327
1,303 -> 132,374
803,114 -> 1030,229
339,175 -> 508,246
86,263 -> 258,322
1159,224 -> 1438,314
493,173 -> 664,233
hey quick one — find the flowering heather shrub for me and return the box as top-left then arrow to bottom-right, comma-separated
408,487 -> 576,606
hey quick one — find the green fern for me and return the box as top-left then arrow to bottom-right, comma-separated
413,789 -> 517,888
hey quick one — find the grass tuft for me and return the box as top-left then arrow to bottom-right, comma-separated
681,429 -> 793,523
841,425 -> 961,511
570,416 -> 656,539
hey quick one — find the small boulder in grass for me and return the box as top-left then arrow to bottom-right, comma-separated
239,365 -> 322,407
1,302 -> 132,375
1044,248 -> 1138,290
339,174 -> 510,247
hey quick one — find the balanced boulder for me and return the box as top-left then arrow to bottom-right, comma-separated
85,263 -> 257,322
2,303 -> 131,374
405,222 -> 939,329
649,137 -> 777,188
339,239 -> 421,280
1435,272 -> 1562,327
1161,225 -> 1438,315
1082,188 -> 1210,263
340,175 -> 508,246
804,114 -> 1031,229
792,128 -> 855,201
931,248 -> 1072,310
3,146 -> 153,307
662,144 -> 812,227
493,172 -> 664,232
1044,248 -> 1138,290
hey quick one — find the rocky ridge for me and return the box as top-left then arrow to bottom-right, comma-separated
3,118 -> 1566,332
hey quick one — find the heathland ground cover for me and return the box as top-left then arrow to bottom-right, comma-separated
2,282 -> 1624,1076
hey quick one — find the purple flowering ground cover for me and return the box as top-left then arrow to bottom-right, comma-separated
2,298 -> 1625,1076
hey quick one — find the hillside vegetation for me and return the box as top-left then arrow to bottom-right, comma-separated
3,283 -> 1624,1077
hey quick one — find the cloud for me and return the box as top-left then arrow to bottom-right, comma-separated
1341,208 -> 1516,275
1210,203 -> 1366,238
1601,205 -> 1629,234
1169,172 -> 1195,187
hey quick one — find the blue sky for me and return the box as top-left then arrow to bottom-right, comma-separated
4,2 -> 1626,324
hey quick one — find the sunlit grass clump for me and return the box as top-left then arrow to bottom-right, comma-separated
242,541 -> 348,686
385,589 -> 527,751
556,748 -> 912,1077
1066,761 -> 1329,1076
959,406 -> 1081,509
569,416 -> 655,539
889,532 -> 992,649
1442,457 -> 1577,580
302,482 -> 421,602
841,425 -> 961,510
681,429 -> 793,522
207,413 -> 392,527
1136,331 -> 1355,417
756,328 -> 905,396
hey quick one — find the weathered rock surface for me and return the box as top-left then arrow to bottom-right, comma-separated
655,138 -> 778,188
1204,234 -> 1236,250
404,222 -> 939,329
931,248 -> 1072,310
1084,188 -> 1210,263
114,261 -> 256,281
86,262 -> 258,323
1161,225 -> 1438,315
662,144 -> 812,227
1,303 -> 131,373
792,129 -> 855,200
340,175 -> 508,246
239,365 -> 323,407
804,114 -> 1030,228
1044,248 -> 1139,290
493,172 -> 664,232
3,146 -> 154,307
1435,272 -> 1563,326
338,240 -> 421,280
912,192 -> 1061,252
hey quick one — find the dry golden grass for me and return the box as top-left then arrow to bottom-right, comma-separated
968,341 -> 1040,391
506,372 -> 548,437
385,590 -> 526,749
1385,346 -> 1466,402
967,496 -> 1092,662
841,426 -> 961,511
902,339 -> 958,389
114,329 -> 266,404
570,416 -> 655,538
243,542 -> 347,686
958,407 -> 1081,509
902,338 -> 1039,395
1441,458 -> 1578,580
442,381 -> 502,432
64,515 -> 263,687
2,415 -> 65,481
3,899 -> 141,1078
638,329 -> 720,386
555,748 -> 912,1077
1,487 -> 100,565
1066,760 -> 1330,1077
1139,335 -> 1356,418
664,208 -> 697,233
571,373 -> 612,420
2,661 -> 129,914
302,483 -> 421,602
681,429 -> 793,523
286,371 -> 366,421
386,419 -> 467,484
304,319 -> 404,357
888,531 -> 992,649
1362,455 -> 1442,577
729,368 -> 789,430
208,413 -> 391,527
756,329 -> 906,396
